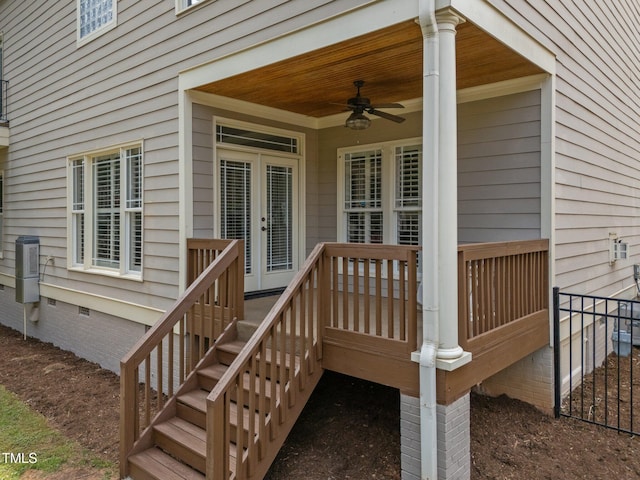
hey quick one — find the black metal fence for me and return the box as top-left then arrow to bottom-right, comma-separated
553,287 -> 640,435
0,79 -> 7,123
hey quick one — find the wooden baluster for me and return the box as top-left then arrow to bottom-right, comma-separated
376,260 -> 382,336
399,259 -> 406,341
363,258 -> 370,334
157,341 -> 163,410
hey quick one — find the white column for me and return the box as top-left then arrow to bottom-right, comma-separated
437,11 -> 464,360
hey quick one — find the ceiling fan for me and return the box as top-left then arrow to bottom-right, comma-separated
338,80 -> 406,130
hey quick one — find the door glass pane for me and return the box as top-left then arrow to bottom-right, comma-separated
220,160 -> 252,274
266,165 -> 293,272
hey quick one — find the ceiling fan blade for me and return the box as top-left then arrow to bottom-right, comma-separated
369,109 -> 406,123
330,102 -> 357,110
370,103 -> 404,109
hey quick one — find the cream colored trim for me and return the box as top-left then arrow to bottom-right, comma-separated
0,127 -> 8,147
40,282 -> 164,327
447,0 -> 556,74
179,1 -> 416,90
179,90 -> 193,294
190,90 -> 317,129
457,74 -> 548,103
0,272 -> 15,288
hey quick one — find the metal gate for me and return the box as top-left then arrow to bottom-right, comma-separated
553,287 -> 640,434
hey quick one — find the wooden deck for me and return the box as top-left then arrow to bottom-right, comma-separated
120,238 -> 550,479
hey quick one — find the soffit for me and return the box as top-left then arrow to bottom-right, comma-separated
194,20 -> 544,118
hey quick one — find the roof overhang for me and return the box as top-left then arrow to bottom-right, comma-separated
180,0 -> 555,128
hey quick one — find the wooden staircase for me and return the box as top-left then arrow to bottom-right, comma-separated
121,240 -> 325,480
126,324 -> 322,480
121,240 -> 428,479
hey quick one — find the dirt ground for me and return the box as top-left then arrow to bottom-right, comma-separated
2,323 -> 640,480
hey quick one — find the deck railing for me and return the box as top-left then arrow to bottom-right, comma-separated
120,240 -> 244,478
207,243 -> 325,479
322,242 -> 420,355
457,239 -> 550,352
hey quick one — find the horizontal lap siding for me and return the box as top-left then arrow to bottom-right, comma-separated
492,0 -> 640,296
0,0 -> 367,311
457,90 -> 542,243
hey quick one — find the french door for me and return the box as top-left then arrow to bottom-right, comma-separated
217,148 -> 299,292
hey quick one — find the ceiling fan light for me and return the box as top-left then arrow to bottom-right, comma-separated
346,112 -> 371,130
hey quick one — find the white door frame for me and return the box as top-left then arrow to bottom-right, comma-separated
213,118 -> 305,292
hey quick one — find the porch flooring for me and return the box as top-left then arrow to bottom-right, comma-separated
243,292 -> 421,344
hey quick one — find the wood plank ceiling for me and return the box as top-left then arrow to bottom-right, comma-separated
195,20 -> 544,119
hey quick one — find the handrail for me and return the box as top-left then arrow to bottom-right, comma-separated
322,242 -> 420,354
120,239 -> 243,479
457,238 -> 550,350
206,242 -> 326,479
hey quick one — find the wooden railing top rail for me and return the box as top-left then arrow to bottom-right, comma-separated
187,238 -> 234,250
324,242 -> 420,261
207,242 -> 326,404
458,238 -> 549,261
121,240 -> 242,368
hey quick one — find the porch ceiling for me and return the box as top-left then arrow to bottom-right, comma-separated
195,20 -> 544,119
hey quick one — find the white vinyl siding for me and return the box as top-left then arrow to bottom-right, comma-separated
0,171 -> 3,257
457,90 -> 542,243
77,0 -> 116,43
339,140 -> 422,247
69,144 -> 143,277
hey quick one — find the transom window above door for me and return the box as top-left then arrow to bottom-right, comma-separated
338,140 -> 422,248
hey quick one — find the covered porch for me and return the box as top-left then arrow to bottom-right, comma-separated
165,1 -> 557,478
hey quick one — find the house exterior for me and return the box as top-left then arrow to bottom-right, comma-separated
0,1 -> 639,479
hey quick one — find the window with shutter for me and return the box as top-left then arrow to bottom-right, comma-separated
338,140 -> 422,248
395,144 -> 422,247
344,149 -> 383,244
68,143 -> 143,277
220,159 -> 252,274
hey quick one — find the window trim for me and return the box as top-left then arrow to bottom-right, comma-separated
176,0 -> 208,14
337,137 -> 422,247
67,143 -> 143,279
76,0 -> 117,46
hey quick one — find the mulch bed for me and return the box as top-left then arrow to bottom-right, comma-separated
2,323 -> 640,479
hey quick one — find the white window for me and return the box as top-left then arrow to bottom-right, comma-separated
69,144 -> 143,277
338,140 -> 422,247
78,0 -> 116,43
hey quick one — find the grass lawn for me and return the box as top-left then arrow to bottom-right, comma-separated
0,385 -> 114,479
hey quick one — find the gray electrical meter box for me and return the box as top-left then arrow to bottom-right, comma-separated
16,236 -> 40,304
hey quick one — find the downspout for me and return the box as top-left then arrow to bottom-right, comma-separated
418,0 -> 439,479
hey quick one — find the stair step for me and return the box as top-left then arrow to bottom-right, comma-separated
154,417 -> 206,474
176,388 -> 264,444
217,340 -> 300,376
216,340 -> 246,365
196,365 -> 279,409
197,363 -> 228,390
128,447 -> 204,480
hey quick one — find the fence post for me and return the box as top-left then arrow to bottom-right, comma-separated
553,286 -> 561,418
